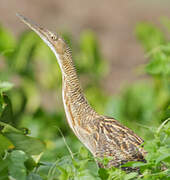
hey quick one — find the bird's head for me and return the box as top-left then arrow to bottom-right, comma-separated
17,13 -> 68,57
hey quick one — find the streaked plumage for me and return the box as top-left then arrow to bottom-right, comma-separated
17,14 -> 147,171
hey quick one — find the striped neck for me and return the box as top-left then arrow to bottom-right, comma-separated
57,48 -> 97,130
60,49 -> 81,92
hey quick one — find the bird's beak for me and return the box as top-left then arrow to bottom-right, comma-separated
16,13 -> 50,41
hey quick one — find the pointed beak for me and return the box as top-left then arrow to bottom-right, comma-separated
16,13 -> 49,40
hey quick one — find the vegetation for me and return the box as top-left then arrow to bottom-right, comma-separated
0,19 -> 169,179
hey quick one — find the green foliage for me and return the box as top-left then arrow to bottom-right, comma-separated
8,150 -> 28,180
136,22 -> 170,76
0,19 -> 169,179
75,30 -> 107,80
0,25 -> 16,58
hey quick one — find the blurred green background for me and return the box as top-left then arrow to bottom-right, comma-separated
0,17 -> 170,163
0,1 -> 170,179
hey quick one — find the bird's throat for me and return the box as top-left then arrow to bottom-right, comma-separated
56,49 -> 97,132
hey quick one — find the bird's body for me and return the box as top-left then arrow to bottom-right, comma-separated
17,14 -> 147,170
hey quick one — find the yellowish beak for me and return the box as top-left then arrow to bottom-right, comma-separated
16,13 -> 52,42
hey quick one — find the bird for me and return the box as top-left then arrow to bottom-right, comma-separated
17,14 -> 147,171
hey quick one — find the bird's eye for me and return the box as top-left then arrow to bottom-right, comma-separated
51,36 -> 56,40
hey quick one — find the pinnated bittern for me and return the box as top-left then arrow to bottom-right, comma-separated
17,14 -> 146,171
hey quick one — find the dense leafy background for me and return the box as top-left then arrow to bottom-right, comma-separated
0,19 -> 169,179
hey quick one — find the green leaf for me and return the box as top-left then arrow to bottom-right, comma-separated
98,168 -> 109,180
121,161 -> 138,167
122,161 -> 148,168
0,133 -> 13,156
156,153 -> 170,164
27,173 -> 43,180
0,121 -> 22,134
0,157 -> 9,180
12,31 -> 39,72
136,23 -> 166,51
0,25 -> 16,58
76,30 -> 107,79
0,94 -> 5,117
0,82 -> 13,93
4,132 -> 45,155
124,172 -> 138,180
57,166 -> 69,180
0,94 -> 14,125
0,122 -> 45,156
145,50 -> 170,76
79,146 -> 89,159
8,150 -> 28,180
24,156 -> 37,171
132,162 -> 148,168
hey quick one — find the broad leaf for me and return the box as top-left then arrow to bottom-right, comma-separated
27,173 -> 43,180
124,172 -> 138,180
98,168 -> 109,180
0,121 -> 21,134
0,157 -> 8,180
0,94 -> 14,124
0,133 -> 13,156
0,25 -> 16,58
156,153 -> 170,164
4,132 -> 45,155
8,150 -> 28,180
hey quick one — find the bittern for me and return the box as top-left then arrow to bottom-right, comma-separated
17,14 -> 146,171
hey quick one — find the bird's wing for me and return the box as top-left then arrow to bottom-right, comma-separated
93,116 -> 146,166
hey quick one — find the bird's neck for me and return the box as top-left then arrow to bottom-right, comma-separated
58,52 -> 97,131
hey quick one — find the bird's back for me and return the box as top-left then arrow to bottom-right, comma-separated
87,115 -> 147,169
